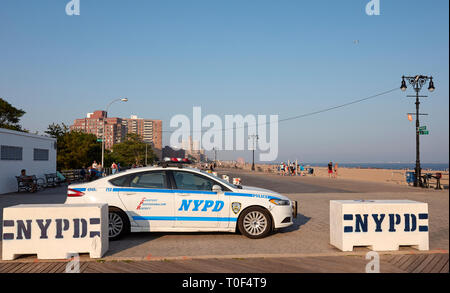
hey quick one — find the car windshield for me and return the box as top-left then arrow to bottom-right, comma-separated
197,169 -> 237,190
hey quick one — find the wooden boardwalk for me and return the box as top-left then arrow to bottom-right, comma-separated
0,253 -> 447,273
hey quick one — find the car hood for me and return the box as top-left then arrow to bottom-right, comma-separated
238,185 -> 290,201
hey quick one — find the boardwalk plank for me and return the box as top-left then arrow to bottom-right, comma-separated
412,255 -> 438,273
130,261 -> 170,273
105,262 -> 149,273
1,253 -> 448,274
79,262 -> 90,273
45,262 -> 67,273
35,262 -> 57,273
421,255 -> 443,273
397,255 -> 417,271
164,259 -> 224,273
7,263 -> 30,273
386,255 -> 403,265
431,255 -> 449,273
0,262 -> 21,273
439,261 -> 448,273
403,255 -> 428,273
26,262 -> 54,273
83,263 -> 109,273
395,255 -> 411,268
21,262 -> 40,273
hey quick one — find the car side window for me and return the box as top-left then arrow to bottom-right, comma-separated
129,171 -> 167,189
172,171 -> 217,191
109,174 -> 131,187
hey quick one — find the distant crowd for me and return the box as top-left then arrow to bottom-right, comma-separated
277,162 -> 312,176
80,160 -> 155,181
277,161 -> 339,178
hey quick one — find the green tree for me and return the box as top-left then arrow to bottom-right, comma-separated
0,98 -> 26,131
112,133 -> 156,167
56,130 -> 102,170
46,123 -> 104,170
45,122 -> 69,139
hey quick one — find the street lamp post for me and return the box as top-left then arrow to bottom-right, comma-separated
213,147 -> 217,163
249,134 -> 259,171
101,98 -> 128,170
400,75 -> 435,187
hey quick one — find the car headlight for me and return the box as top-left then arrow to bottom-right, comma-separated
269,199 -> 290,206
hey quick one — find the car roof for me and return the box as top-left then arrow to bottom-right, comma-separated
102,166 -> 217,180
95,165 -> 237,189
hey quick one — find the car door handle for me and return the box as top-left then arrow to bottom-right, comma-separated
125,192 -> 137,195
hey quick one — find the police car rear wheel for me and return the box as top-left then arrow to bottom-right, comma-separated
108,208 -> 129,240
238,207 -> 272,239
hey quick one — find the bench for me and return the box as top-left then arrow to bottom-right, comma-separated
422,172 -> 446,189
45,173 -> 62,187
15,176 -> 45,193
61,170 -> 85,183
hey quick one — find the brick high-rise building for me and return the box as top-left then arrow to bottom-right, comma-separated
70,110 -> 126,150
70,112 -> 163,158
122,115 -> 163,159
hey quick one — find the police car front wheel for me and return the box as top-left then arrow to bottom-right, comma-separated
238,207 -> 272,239
108,208 -> 130,240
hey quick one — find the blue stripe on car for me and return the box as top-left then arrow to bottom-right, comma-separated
132,216 -> 237,222
108,188 -> 280,199
78,186 -> 281,200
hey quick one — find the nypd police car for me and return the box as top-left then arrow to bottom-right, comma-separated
65,159 -> 298,240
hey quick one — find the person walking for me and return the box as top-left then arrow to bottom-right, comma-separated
97,163 -> 104,177
328,161 -> 333,178
111,162 -> 118,175
333,163 -> 339,178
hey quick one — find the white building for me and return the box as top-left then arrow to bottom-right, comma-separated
0,128 -> 57,194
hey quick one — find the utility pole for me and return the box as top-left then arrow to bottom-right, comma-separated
400,75 -> 435,187
145,143 -> 148,166
249,134 -> 259,171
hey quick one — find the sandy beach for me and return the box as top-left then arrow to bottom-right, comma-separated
212,162 -> 449,189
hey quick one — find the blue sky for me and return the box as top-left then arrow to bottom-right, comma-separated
0,0 -> 448,163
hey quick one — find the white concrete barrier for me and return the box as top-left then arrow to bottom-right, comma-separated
2,204 -> 108,260
330,200 -> 429,251
222,175 -> 229,183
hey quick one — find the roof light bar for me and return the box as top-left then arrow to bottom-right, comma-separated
159,157 -> 192,167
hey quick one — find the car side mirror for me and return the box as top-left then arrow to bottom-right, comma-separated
212,185 -> 222,192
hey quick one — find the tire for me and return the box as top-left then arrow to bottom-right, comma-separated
238,206 -> 272,239
108,207 -> 130,241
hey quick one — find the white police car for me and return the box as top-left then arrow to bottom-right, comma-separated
66,159 -> 297,240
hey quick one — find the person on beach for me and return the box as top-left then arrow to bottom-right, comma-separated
328,161 -> 333,178
333,163 -> 339,178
